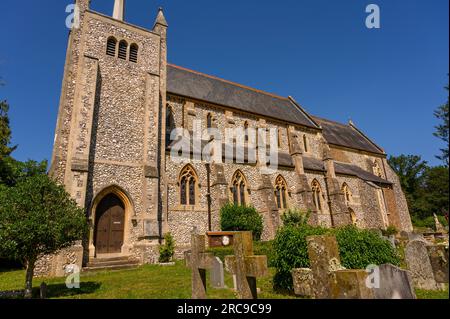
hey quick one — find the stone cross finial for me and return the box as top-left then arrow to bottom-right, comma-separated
185,234 -> 215,299
113,0 -> 125,21
224,232 -> 268,299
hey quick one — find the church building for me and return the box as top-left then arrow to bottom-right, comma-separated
36,0 -> 412,276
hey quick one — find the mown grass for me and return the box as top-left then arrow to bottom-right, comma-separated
1,263 -> 447,299
0,262 -> 296,299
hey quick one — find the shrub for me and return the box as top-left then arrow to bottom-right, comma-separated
272,225 -> 401,291
334,226 -> 401,270
220,203 -> 264,241
159,233 -> 175,263
281,208 -> 310,227
381,225 -> 398,237
272,225 -> 327,291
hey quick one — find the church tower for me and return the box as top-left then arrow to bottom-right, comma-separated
50,0 -> 168,263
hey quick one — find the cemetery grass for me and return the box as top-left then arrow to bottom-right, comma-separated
0,262 -> 298,299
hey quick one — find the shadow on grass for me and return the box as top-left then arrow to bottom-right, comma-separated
36,282 -> 102,298
1,282 -> 102,299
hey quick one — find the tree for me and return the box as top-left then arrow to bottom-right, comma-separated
387,155 -> 427,195
434,84 -> 449,166
0,100 -> 16,160
0,100 -> 19,185
0,174 -> 89,298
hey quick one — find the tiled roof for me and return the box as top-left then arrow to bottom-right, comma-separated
312,116 -> 384,155
167,64 -> 319,129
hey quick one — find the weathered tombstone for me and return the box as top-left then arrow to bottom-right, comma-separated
224,232 -> 268,299
331,270 -> 374,299
405,240 -> 438,290
408,232 -> 425,241
185,234 -> 215,299
427,245 -> 449,284
210,257 -> 225,289
373,264 -> 416,299
40,282 -> 47,299
433,213 -> 446,233
306,235 -> 344,299
291,268 -> 313,297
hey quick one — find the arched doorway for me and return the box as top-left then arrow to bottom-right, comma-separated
94,193 -> 125,254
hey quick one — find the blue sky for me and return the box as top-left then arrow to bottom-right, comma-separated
0,0 -> 448,166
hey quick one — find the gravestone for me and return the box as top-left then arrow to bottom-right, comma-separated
185,234 -> 215,299
427,245 -> 449,284
40,282 -> 47,299
433,213 -> 445,233
372,264 -> 416,299
224,232 -> 268,299
405,240 -> 438,290
306,235 -> 344,299
210,257 -> 225,289
291,268 -> 313,297
331,270 -> 374,299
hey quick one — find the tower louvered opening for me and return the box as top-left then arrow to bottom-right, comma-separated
118,40 -> 128,60
129,44 -> 138,63
106,37 -> 117,57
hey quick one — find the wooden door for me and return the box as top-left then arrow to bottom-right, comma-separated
95,194 -> 125,254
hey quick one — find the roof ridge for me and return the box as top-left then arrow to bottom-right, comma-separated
311,115 -> 349,127
167,63 -> 290,101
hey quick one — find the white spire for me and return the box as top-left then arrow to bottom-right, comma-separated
113,0 -> 125,21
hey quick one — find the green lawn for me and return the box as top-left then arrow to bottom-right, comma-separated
0,262 -> 296,299
0,263 -> 447,299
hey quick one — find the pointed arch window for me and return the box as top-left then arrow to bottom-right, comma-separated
207,113 -> 213,129
118,40 -> 128,60
275,175 -> 288,210
129,44 -> 138,63
179,165 -> 198,206
166,105 -> 175,145
106,37 -> 117,56
312,179 -> 324,212
342,183 -> 352,206
230,171 -> 248,206
373,161 -> 383,178
278,128 -> 282,149
244,121 -> 249,142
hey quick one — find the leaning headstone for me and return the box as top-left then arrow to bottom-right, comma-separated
405,240 -> 438,290
427,245 -> 449,284
185,234 -> 215,299
372,264 -> 416,299
224,232 -> 268,299
40,282 -> 47,299
306,235 -> 344,299
210,257 -> 225,289
331,270 -> 374,299
433,213 -> 446,233
291,268 -> 313,297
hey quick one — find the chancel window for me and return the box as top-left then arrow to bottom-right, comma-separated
312,180 -> 324,212
342,183 -> 352,206
179,165 -> 198,206
230,171 -> 248,206
303,135 -> 309,153
373,161 -> 383,178
274,175 -> 288,210
166,106 -> 175,145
